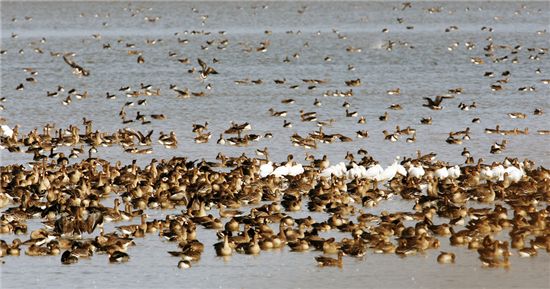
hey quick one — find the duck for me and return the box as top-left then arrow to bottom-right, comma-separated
423,95 -> 453,110
109,251 -> 130,263
178,259 -> 192,269
346,109 -> 358,117
406,133 -> 416,143
388,103 -> 403,110
446,133 -> 462,145
420,117 -> 432,125
8,239 -> 21,256
437,251 -> 456,264
240,234 -> 260,255
214,234 -> 233,257
61,250 -> 79,264
345,78 -> 361,87
387,88 -> 400,95
508,112 -> 527,119
315,251 -> 343,267
518,241 -> 538,257
356,130 -> 369,138
490,140 -> 507,154
314,98 -> 322,106
268,108 -> 287,117
382,130 -> 398,142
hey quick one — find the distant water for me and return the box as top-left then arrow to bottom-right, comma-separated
1,2 -> 549,289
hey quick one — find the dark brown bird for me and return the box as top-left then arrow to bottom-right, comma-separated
422,95 -> 453,110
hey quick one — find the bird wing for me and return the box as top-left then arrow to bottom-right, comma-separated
197,58 -> 208,71
423,97 -> 435,106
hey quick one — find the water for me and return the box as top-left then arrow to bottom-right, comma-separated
1,1 -> 549,288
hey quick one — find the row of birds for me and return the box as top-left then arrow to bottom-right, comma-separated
0,150 -> 547,270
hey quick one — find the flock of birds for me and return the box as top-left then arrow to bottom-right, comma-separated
0,150 -> 548,269
0,1 -> 549,276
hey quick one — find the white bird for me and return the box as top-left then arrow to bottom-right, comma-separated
396,163 -> 407,177
321,162 -> 347,178
491,165 -> 505,181
364,163 -> 384,180
434,166 -> 449,180
447,165 -> 461,179
376,161 -> 399,182
504,165 -> 523,183
408,164 -> 425,178
0,124 -> 13,138
346,163 -> 367,179
259,162 -> 274,178
271,163 -> 290,177
480,166 -> 494,181
288,163 -> 304,176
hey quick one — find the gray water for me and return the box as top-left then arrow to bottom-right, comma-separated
1,1 -> 549,289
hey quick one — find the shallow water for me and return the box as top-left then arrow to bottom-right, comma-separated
1,1 -> 549,289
